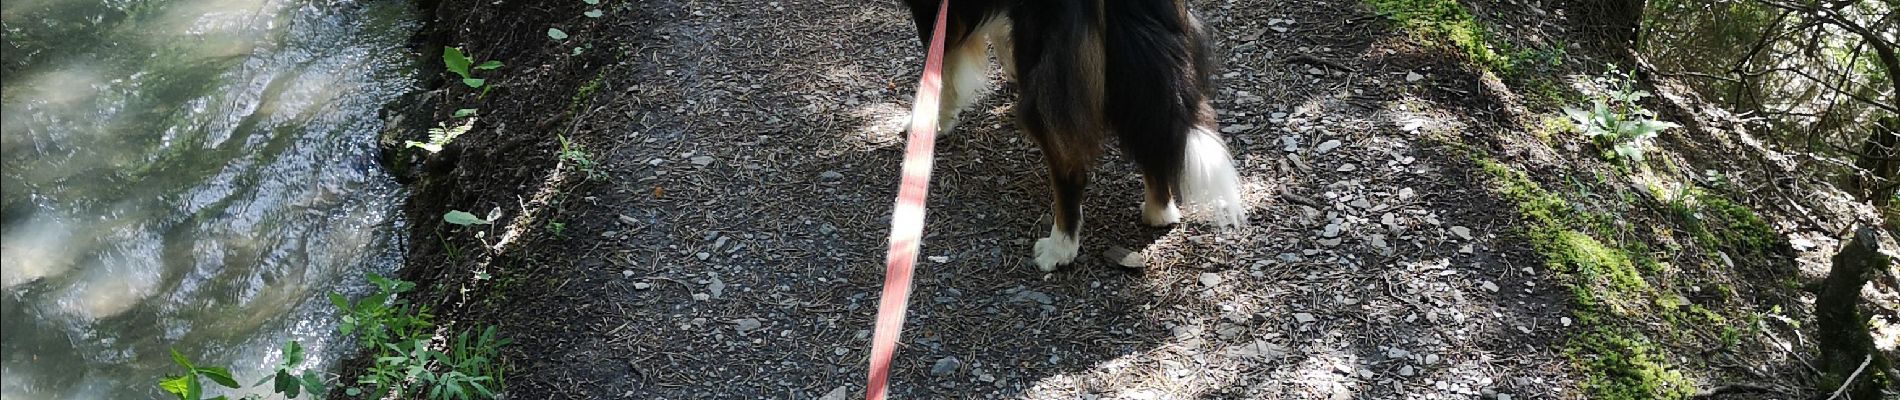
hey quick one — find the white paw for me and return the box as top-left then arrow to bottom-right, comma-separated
1142,200 -> 1182,227
937,116 -> 960,136
1032,235 -> 1079,272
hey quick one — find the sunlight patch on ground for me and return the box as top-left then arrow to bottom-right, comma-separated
841,101 -> 910,153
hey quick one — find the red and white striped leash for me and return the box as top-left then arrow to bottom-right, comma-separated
865,1 -> 949,399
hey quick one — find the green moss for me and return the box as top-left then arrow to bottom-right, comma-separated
1569,329 -> 1699,400
1365,0 -> 1511,73
569,70 -> 607,115
1473,155 -> 1706,398
1697,195 -> 1774,252
1534,114 -> 1576,145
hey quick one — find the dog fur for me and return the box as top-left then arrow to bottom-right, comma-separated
901,0 -> 1247,271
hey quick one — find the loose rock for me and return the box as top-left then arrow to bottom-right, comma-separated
930,357 -> 962,376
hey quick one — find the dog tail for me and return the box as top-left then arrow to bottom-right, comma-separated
1177,125 -> 1246,227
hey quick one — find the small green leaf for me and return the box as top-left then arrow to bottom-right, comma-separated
300,370 -> 327,396
473,60 -> 503,70
572,47 -> 585,56
584,9 -> 603,18
453,108 -> 478,118
444,210 -> 490,226
461,77 -> 486,88
442,47 -> 473,78
345,387 -> 361,397
283,340 -> 305,365
197,367 -> 241,388
547,28 -> 568,40
328,293 -> 349,311
159,375 -> 193,399
583,0 -> 599,4
274,370 -> 301,398
169,349 -> 195,370
185,375 -> 204,400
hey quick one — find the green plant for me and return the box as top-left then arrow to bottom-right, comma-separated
444,210 -> 492,226
330,274 -> 434,398
254,341 -> 325,398
330,275 -> 508,399
407,118 -> 476,153
1565,67 -> 1681,163
557,135 -> 602,180
425,326 -> 510,399
546,221 -> 566,236
442,47 -> 503,88
158,349 -> 241,400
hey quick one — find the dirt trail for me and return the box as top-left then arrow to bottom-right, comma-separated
381,1 -> 1608,398
358,0 -> 1900,396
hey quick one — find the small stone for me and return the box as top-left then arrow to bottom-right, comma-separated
1481,281 -> 1499,292
1425,354 -> 1440,364
1013,290 -> 1054,305
1561,317 -> 1573,327
693,293 -> 711,301
633,282 -> 652,290
1200,272 -> 1223,287
930,357 -> 962,376
708,278 -> 726,298
1406,71 -> 1425,82
819,171 -> 845,180
818,386 -> 849,400
1308,67 -> 1325,75
1498,394 -> 1513,400
1387,348 -> 1410,359
1104,246 -> 1148,268
927,255 -> 950,263
1314,139 -> 1342,154
618,214 -> 639,226
1337,163 -> 1358,172
1398,187 -> 1415,199
621,270 -> 635,278
1281,136 -> 1301,152
1451,226 -> 1472,240
733,318 -> 762,334
697,252 -> 712,260
1322,223 -> 1341,238
1294,313 -> 1317,323
1399,365 -> 1416,376
690,155 -> 715,166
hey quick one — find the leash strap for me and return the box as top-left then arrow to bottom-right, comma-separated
866,1 -> 948,399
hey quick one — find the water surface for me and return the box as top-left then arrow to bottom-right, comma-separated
1,0 -> 416,397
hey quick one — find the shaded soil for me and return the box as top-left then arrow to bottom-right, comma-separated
359,0 -> 1890,398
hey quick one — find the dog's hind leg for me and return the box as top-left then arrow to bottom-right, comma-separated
1141,173 -> 1182,226
1031,147 -> 1093,271
986,18 -> 1017,84
937,27 -> 995,135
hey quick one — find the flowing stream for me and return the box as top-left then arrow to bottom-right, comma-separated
1,0 -> 417,397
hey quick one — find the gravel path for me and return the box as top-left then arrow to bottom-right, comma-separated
471,0 -> 1581,398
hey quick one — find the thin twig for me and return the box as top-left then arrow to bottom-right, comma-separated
1283,54 -> 1357,73
1826,354 -> 1875,400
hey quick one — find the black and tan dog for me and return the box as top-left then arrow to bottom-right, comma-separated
900,0 -> 1247,271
